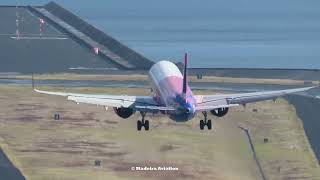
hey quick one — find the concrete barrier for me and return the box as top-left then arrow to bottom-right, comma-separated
27,6 -> 134,69
42,1 -> 153,70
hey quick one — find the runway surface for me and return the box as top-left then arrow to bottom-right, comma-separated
286,95 -> 320,164
0,78 -> 317,95
0,148 -> 25,180
0,7 -> 118,73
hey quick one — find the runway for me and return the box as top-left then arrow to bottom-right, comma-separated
1,78 -> 317,95
0,6 -> 119,73
0,148 -> 25,180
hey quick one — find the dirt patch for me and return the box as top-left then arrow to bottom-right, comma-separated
99,151 -> 128,157
104,120 -> 118,124
66,123 -> 95,127
165,122 -> 192,128
159,144 -> 180,152
57,116 -> 88,122
15,108 -> 36,111
18,149 -> 84,154
82,112 -> 95,119
267,159 -> 312,178
15,103 -> 49,110
48,116 -> 98,127
8,115 -> 42,122
37,141 -> 118,150
62,160 -> 89,167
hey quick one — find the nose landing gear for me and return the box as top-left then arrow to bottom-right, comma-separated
200,111 -> 212,130
137,112 -> 149,131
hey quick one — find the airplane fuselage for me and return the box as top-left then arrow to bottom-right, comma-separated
149,61 -> 197,121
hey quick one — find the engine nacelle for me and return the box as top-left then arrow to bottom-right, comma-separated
210,107 -> 229,117
113,107 -> 134,119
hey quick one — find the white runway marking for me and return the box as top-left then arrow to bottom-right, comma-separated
0,33 -> 65,36
68,67 -> 118,70
10,36 -> 68,40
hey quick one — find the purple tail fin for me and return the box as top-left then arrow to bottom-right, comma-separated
182,53 -> 188,96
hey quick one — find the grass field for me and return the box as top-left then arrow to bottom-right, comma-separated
0,85 -> 319,180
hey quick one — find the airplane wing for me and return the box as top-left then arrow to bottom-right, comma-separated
34,89 -> 173,112
195,86 -> 315,111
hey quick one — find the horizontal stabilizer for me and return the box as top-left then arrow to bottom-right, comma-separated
195,104 -> 239,111
135,105 -> 175,112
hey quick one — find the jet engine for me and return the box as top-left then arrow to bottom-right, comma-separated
210,107 -> 229,117
113,107 -> 134,119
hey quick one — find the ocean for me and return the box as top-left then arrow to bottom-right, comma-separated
4,0 -> 320,68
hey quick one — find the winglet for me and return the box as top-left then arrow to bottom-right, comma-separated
182,53 -> 188,96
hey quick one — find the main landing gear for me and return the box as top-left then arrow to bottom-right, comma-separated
200,111 -> 212,130
137,112 -> 149,131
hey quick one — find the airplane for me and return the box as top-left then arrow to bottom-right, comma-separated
33,53 -> 315,131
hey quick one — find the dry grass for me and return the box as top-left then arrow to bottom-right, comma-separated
236,99 -> 320,179
0,85 -> 318,180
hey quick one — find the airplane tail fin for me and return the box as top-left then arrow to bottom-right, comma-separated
182,53 -> 188,96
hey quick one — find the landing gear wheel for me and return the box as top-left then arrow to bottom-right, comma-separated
200,111 -> 213,130
137,112 -> 150,131
144,120 -> 149,131
200,120 -> 205,130
207,120 -> 212,130
137,120 -> 142,131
